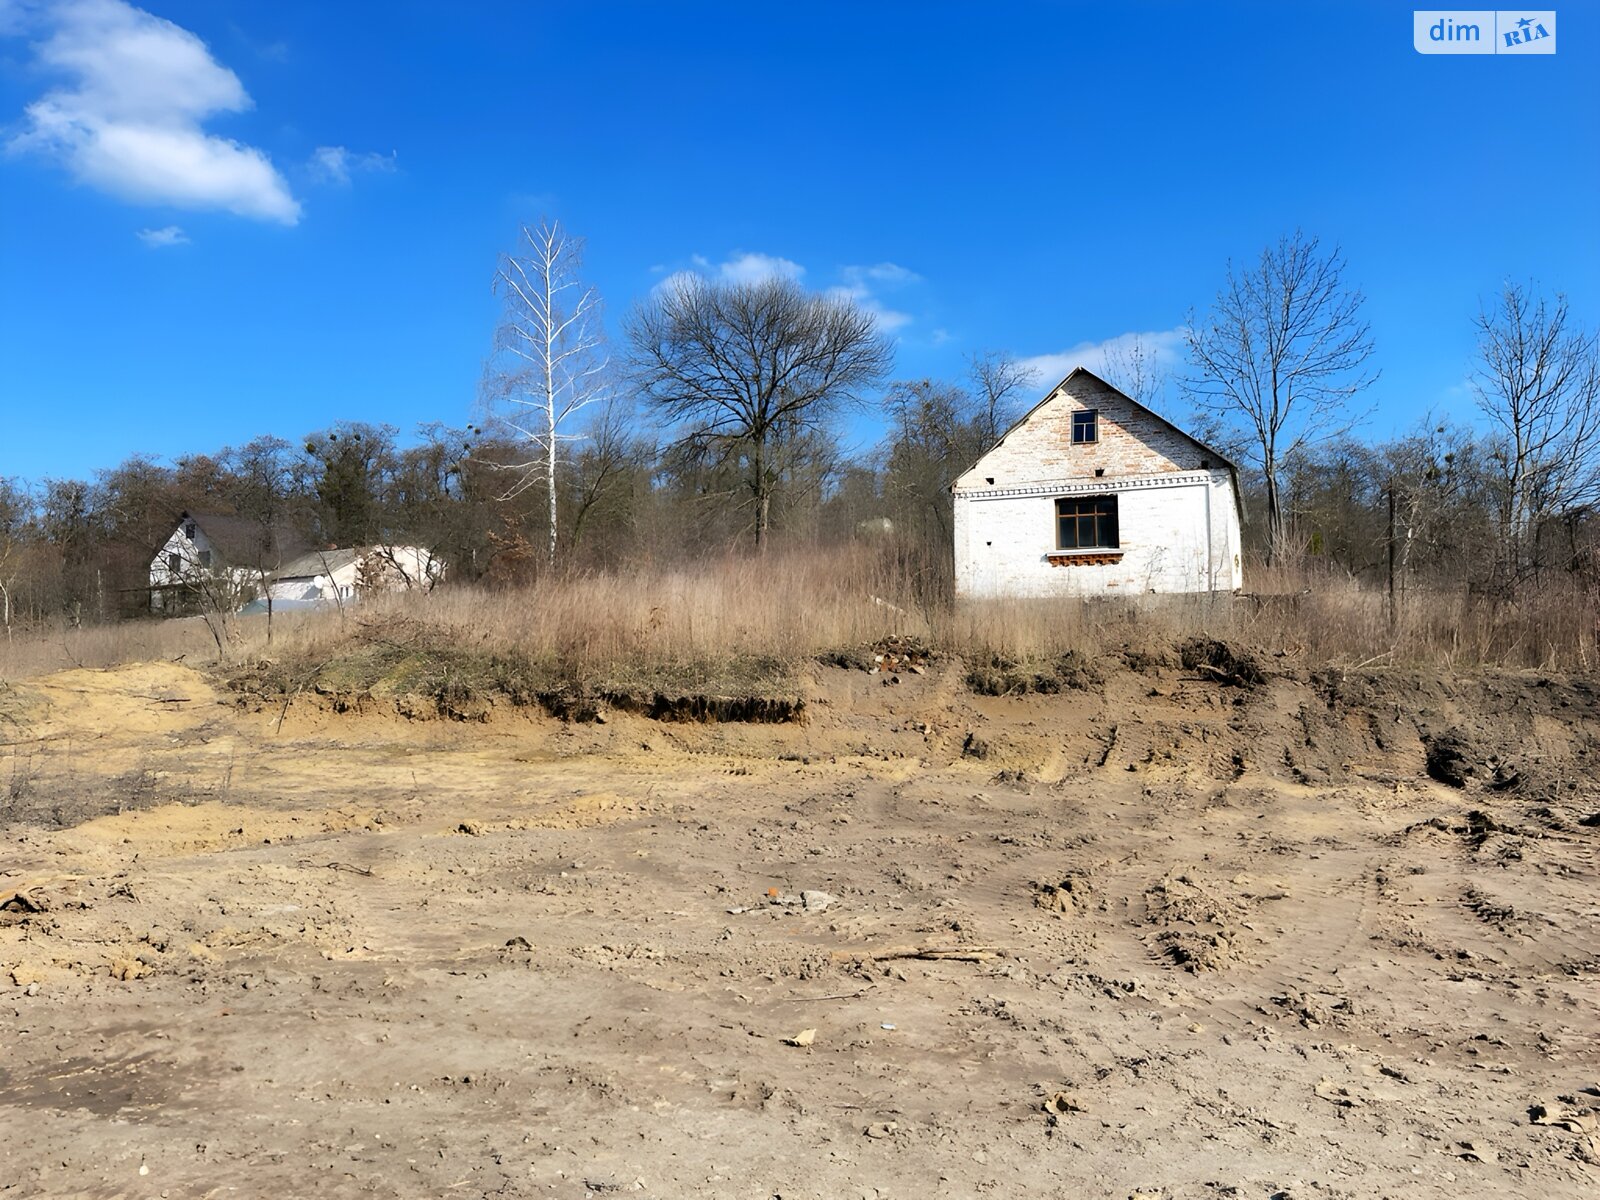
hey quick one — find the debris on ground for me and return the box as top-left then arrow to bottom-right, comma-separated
1042,1090 -> 1088,1115
768,889 -> 837,913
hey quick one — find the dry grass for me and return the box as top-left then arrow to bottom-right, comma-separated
0,617 -> 236,679
2,545 -> 1595,689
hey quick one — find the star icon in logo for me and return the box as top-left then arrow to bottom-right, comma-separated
1517,16 -> 1533,29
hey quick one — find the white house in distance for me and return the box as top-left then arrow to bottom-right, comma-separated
258,545 -> 444,610
952,368 -> 1243,598
149,511 -> 306,613
151,511 -> 444,614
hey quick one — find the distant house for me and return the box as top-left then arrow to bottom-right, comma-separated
255,545 -> 444,611
952,368 -> 1243,598
149,511 -> 308,614
151,512 -> 444,615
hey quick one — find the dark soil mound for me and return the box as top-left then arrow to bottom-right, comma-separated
1178,638 -> 1266,688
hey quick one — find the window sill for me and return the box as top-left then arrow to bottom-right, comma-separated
1046,551 -> 1124,566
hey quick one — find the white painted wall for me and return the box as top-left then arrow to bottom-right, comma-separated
148,518 -> 253,611
266,561 -> 360,604
954,471 -> 1243,598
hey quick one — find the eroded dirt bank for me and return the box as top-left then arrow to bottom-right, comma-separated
1,655 -> 1597,1198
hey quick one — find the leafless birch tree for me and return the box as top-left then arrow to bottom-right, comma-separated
1184,231 -> 1377,561
484,220 -> 611,567
626,276 -> 892,548
1470,282 -> 1600,578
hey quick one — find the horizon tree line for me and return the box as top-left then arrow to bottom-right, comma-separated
0,224 -> 1595,637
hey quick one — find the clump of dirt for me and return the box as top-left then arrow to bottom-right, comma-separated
1031,873 -> 1095,916
1178,638 -> 1266,688
1156,928 -> 1238,972
1144,871 -> 1249,972
1464,808 -> 1510,847
1422,727 -> 1477,788
1120,643 -> 1177,675
965,650 -> 1103,696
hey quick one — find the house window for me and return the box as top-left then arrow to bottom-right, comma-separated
1071,409 -> 1099,444
198,550 -> 212,568
168,552 -> 181,572
184,522 -> 197,541
1056,495 -> 1118,550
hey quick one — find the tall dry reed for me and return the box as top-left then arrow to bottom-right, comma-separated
2,544 -> 1595,681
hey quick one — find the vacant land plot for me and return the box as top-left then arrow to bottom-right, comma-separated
1,652 -> 1597,1198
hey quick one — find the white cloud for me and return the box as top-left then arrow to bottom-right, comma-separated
830,261 -> 920,333
309,144 -> 396,185
136,223 -> 186,246
1017,327 -> 1187,391
652,252 -> 922,335
716,252 -> 804,285
0,0 -> 32,36
827,284 -> 912,332
8,0 -> 300,224
855,262 -> 921,286
652,251 -> 804,296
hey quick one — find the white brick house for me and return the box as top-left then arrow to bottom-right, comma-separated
149,511 -> 303,613
952,368 -> 1243,598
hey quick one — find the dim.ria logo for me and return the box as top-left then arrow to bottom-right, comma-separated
1413,10 -> 1556,53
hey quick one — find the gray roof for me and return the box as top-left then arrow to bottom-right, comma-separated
175,511 -> 312,568
274,547 -> 364,580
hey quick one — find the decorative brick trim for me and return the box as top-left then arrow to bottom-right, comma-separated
956,471 -> 1218,502
1046,551 -> 1124,567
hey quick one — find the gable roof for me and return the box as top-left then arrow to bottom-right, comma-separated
274,547 -> 364,580
978,366 -> 1240,477
167,510 -> 312,567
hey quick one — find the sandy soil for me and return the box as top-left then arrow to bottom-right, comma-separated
1,654 -> 1597,1198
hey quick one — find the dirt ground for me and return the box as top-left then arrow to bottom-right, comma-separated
1,652 -> 1597,1199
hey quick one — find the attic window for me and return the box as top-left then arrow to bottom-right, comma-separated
184,522 -> 197,541
1072,410 -> 1099,444
1200,459 -> 1211,470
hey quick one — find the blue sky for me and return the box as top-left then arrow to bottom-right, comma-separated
1,0 -> 1596,481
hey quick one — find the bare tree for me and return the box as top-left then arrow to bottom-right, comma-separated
1101,335 -> 1170,410
226,436 -> 299,643
879,354 -> 1036,590
0,478 -> 30,640
484,220 -> 611,567
1184,231 -> 1377,561
626,276 -> 892,548
567,396 -> 654,555
1470,282 -> 1600,578
966,350 -> 1036,444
